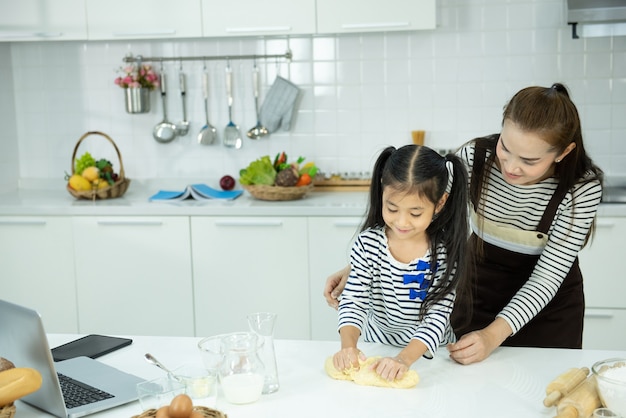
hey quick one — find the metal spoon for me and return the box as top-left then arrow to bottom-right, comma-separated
144,353 -> 182,381
175,71 -> 190,136
198,70 -> 218,145
153,71 -> 177,143
223,64 -> 242,149
247,64 -> 269,139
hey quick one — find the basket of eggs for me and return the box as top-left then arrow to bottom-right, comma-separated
0,357 -> 43,418
239,152 -> 318,201
66,131 -> 130,200
132,394 -> 226,418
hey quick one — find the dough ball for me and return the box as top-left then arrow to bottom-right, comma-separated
324,356 -> 419,389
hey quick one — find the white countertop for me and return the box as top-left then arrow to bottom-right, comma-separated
0,180 -> 370,217
13,334 -> 626,418
1,179 -> 625,217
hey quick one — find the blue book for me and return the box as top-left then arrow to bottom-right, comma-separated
149,184 -> 243,201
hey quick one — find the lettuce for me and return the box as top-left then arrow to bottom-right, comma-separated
239,155 -> 277,185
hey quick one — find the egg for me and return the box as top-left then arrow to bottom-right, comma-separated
155,406 -> 170,418
168,394 -> 193,418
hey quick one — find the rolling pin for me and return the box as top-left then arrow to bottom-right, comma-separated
544,367 -> 590,407
554,375 -> 601,418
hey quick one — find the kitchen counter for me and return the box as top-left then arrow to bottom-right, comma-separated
0,180 -> 370,217
13,334 -> 626,418
1,179 -> 626,217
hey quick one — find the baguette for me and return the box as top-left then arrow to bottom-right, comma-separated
0,367 -> 43,406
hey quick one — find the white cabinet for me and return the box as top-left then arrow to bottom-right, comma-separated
0,0 -> 87,41
201,0 -> 316,37
191,217 -> 310,340
316,0 -> 436,34
579,216 -> 626,349
85,0 -> 202,40
72,216 -> 194,336
0,217 -> 78,332
307,217 -> 361,341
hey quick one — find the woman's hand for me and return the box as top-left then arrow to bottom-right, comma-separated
333,347 -> 365,372
447,318 -> 512,365
372,356 -> 409,381
323,265 -> 350,309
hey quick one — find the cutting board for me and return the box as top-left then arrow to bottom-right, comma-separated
313,179 -> 370,192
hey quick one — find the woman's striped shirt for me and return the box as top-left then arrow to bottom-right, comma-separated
338,227 -> 456,358
459,142 -> 602,334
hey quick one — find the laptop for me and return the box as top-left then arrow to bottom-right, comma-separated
0,299 -> 145,418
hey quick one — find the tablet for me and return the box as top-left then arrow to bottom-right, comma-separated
51,334 -> 132,362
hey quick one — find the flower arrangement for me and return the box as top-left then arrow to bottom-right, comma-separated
114,64 -> 159,90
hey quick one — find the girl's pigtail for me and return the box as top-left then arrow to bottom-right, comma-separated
361,146 -> 396,232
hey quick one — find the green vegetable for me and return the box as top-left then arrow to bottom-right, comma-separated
239,156 -> 277,185
74,152 -> 96,175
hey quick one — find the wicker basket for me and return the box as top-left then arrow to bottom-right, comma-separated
132,406 -> 227,418
243,184 -> 313,201
66,131 -> 131,200
0,404 -> 15,418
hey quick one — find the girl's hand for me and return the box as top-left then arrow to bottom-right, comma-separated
323,265 -> 350,309
372,356 -> 409,381
333,347 -> 365,372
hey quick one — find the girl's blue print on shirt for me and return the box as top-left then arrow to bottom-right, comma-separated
403,260 -> 439,301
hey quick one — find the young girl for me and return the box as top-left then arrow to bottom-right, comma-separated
333,144 -> 471,381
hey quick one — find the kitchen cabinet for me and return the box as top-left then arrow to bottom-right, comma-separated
316,0 -> 436,34
0,216 -> 78,332
85,0 -> 202,40
201,0 -> 316,37
0,0 -> 87,41
307,217 -> 362,341
72,216 -> 194,336
579,216 -> 626,349
191,217 -> 310,340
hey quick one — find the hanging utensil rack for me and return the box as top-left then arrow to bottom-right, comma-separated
122,50 -> 292,64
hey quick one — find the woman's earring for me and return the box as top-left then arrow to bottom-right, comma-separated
555,159 -> 561,163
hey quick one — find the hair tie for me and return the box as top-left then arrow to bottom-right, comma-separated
445,159 -> 454,194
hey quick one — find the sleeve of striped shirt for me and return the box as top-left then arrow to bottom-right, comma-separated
498,178 -> 602,334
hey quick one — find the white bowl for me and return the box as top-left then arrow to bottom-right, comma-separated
592,358 -> 626,417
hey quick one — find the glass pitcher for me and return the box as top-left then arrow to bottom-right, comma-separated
218,332 -> 265,405
247,312 -> 279,394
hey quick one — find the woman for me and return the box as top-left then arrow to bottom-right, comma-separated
324,83 -> 604,365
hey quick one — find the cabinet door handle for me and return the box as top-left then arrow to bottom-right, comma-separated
112,30 -> 177,37
225,26 -> 292,33
96,220 -> 164,226
584,310 -> 615,319
341,22 -> 410,30
214,220 -> 283,227
596,220 -> 616,228
0,32 -> 64,39
333,220 -> 361,228
0,219 -> 46,226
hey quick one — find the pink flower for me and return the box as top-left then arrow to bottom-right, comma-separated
114,64 -> 159,90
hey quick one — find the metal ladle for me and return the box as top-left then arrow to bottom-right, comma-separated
144,353 -> 182,382
247,64 -> 269,139
153,71 -> 177,143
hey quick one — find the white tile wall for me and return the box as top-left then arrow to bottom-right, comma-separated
1,0 -> 625,188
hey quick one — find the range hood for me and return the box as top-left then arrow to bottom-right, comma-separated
567,0 -> 626,38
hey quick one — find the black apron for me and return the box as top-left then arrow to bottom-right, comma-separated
451,144 -> 584,349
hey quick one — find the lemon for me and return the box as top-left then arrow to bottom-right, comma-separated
68,174 -> 92,191
81,166 -> 100,182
